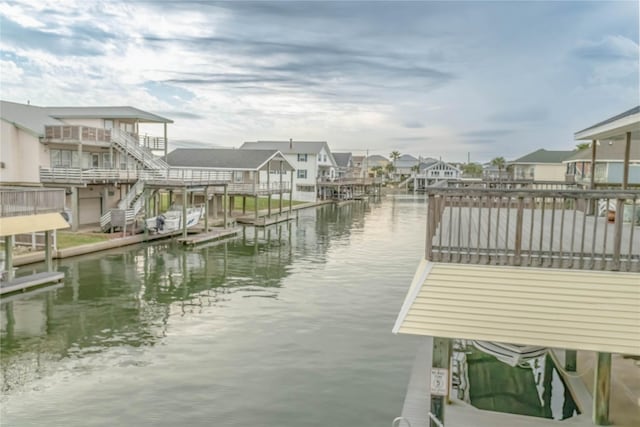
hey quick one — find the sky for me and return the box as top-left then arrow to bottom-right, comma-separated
1,1 -> 638,163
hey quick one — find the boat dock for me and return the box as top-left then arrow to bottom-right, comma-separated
236,211 -> 295,226
177,227 -> 240,246
0,271 -> 65,295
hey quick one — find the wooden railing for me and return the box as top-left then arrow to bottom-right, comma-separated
0,188 -> 66,217
44,125 -> 111,144
425,187 -> 640,271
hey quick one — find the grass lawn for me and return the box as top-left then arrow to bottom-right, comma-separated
56,232 -> 110,249
230,197 -> 306,211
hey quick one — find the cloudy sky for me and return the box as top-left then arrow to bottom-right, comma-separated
1,1 -> 638,162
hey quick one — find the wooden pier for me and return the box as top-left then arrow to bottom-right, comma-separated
236,211 -> 294,227
0,271 -> 65,295
176,227 -> 240,246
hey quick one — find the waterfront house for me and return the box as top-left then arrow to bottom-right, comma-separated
333,152 -> 354,179
240,140 -> 337,202
165,148 -> 295,218
394,154 -> 420,177
508,148 -> 575,181
411,159 -> 461,191
392,106 -> 640,426
564,140 -> 640,187
0,100 -> 173,229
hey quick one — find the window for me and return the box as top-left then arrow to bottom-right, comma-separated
298,154 -> 307,162
297,169 -> 308,179
444,171 -> 453,177
102,153 -> 112,169
318,154 -> 322,162
234,171 -> 244,183
323,155 -> 327,162
296,185 -> 315,192
104,119 -> 114,129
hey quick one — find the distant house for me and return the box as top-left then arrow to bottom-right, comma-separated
333,152 -> 354,179
394,154 -> 419,177
240,140 -> 337,202
365,155 -> 389,177
413,159 -> 461,190
508,148 -> 575,182
352,155 -> 366,178
563,140 -> 640,187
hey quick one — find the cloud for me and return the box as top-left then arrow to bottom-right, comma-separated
488,106 -> 549,123
460,129 -> 515,138
573,35 -> 639,60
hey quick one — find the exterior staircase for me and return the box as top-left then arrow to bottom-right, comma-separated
100,179 -> 148,231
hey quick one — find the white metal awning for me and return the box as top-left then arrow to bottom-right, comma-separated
393,260 -> 640,355
0,212 -> 70,237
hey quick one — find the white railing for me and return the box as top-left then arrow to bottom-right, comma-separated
110,128 -> 169,170
40,167 -> 144,183
0,188 -> 66,217
224,181 -> 291,194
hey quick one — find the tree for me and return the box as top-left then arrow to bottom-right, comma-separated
411,164 -> 420,174
390,150 -> 401,169
490,156 -> 506,173
575,142 -> 590,151
371,165 -> 384,177
462,162 -> 483,177
385,162 -> 396,176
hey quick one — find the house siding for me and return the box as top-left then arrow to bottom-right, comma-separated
0,121 -> 43,184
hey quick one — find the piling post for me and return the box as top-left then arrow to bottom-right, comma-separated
44,230 -> 52,272
71,186 -> 79,232
4,236 -> 14,280
431,337 -> 451,427
182,187 -> 188,238
593,352 -> 611,425
204,186 -> 209,232
223,185 -> 228,229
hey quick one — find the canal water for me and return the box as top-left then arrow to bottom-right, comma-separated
1,197 -> 427,427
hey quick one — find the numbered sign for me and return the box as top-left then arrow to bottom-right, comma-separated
430,368 -> 448,396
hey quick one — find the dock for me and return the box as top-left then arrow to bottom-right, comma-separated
236,211 -> 294,226
177,227 -> 240,246
0,271 -> 65,295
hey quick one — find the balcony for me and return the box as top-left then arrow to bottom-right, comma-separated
425,186 -> 640,272
43,125 -> 111,146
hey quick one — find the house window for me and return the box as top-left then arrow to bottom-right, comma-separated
318,154 -> 322,162
297,169 -> 308,179
234,171 -> 244,183
104,119 -> 114,129
298,154 -> 307,162
323,155 -> 327,162
444,171 -> 453,177
103,153 -> 112,169
296,185 -> 315,192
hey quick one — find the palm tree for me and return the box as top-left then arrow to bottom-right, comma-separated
385,162 -> 396,176
575,142 -> 590,151
371,165 -> 384,178
491,156 -> 506,178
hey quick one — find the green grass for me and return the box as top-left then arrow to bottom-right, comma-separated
56,232 -> 109,249
230,197 -> 306,211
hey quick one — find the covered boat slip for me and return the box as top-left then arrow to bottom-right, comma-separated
393,260 -> 640,426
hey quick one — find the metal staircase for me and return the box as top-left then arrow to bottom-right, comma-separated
100,178 -> 152,231
110,128 -> 169,171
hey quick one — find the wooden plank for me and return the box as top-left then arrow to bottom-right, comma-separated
0,271 -> 64,295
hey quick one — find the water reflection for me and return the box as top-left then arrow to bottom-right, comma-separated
0,202 -> 376,395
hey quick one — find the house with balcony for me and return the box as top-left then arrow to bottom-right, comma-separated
240,140 -> 337,202
392,106 -> 639,426
333,152 -> 354,179
508,148 -> 575,181
1,100 -> 175,230
394,154 -> 420,177
165,148 -> 295,219
564,140 -> 640,187
410,159 -> 461,191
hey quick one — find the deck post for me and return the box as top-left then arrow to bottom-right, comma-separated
163,123 -> 168,161
515,197 -> 524,265
431,337 -> 451,427
242,197 -> 246,214
71,186 -> 79,232
255,195 -> 259,220
279,161 -> 283,214
223,185 -> 228,229
565,350 -> 577,372
4,236 -> 14,280
289,172 -> 294,213
267,160 -> 272,217
204,186 -> 209,232
212,193 -> 218,219
613,199 -> 624,270
426,194 -> 435,260
593,352 -> 611,425
623,132 -> 631,189
44,230 -> 52,272
182,188 -> 188,238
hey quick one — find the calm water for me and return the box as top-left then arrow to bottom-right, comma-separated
1,197 -> 427,427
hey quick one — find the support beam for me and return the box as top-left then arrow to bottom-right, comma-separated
44,230 -> 52,272
223,185 -> 228,229
290,172 -> 294,213
4,236 -> 13,281
593,352 -> 611,425
164,123 -> 168,161
78,142 -> 83,182
254,196 -> 259,220
267,160 -> 272,217
71,186 -> 79,232
590,140 -> 597,189
242,197 -> 246,214
623,131 -> 631,190
204,186 -> 209,231
279,161 -> 283,214
182,188 -> 188,238
430,337 -> 451,427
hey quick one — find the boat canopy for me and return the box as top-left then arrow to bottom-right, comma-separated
393,260 -> 640,356
0,212 -> 69,237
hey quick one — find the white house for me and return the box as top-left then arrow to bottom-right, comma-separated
508,148 -> 575,182
240,141 -> 337,202
412,159 -> 461,191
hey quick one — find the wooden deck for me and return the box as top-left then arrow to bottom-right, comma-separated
0,271 -> 64,295
433,206 -> 640,271
176,227 -> 240,246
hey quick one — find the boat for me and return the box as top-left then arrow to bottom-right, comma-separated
472,340 -> 548,367
146,206 -> 204,234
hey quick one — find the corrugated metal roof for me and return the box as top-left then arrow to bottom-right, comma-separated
166,148 -> 294,170
510,148 -> 575,164
46,106 -> 173,123
241,140 -> 329,155
0,212 -> 69,236
0,100 -> 64,136
393,261 -> 640,355
564,140 -> 640,162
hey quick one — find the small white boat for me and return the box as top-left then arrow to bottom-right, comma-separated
146,206 -> 204,234
472,340 -> 547,367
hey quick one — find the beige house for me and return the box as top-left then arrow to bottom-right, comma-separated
1,100 -> 172,229
507,148 -> 575,181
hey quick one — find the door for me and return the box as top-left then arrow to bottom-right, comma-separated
79,197 -> 101,225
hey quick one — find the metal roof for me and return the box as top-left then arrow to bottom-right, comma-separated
575,106 -> 640,141
240,140 -> 330,155
509,149 -> 575,164
0,100 -> 64,136
333,152 -> 352,168
564,140 -> 640,162
0,212 -> 69,236
166,148 -> 295,171
393,261 -> 640,355
46,106 -> 173,123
